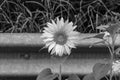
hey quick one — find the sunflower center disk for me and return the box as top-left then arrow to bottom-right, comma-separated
54,33 -> 67,45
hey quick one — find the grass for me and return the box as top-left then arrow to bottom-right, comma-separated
0,0 -> 119,33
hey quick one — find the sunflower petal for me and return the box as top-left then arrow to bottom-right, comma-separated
51,47 -> 55,55
69,39 -> 79,44
65,22 -> 74,32
45,41 -> 54,47
68,31 -> 80,36
60,17 -> 64,27
55,44 -> 61,55
68,35 -> 80,40
64,45 -> 71,55
51,20 -> 58,30
66,40 -> 76,48
58,46 -> 64,56
48,42 -> 56,52
41,32 -> 53,38
43,38 -> 53,43
47,22 -> 56,31
61,46 -> 65,55
73,25 -> 77,30
43,27 -> 54,34
56,17 -> 64,29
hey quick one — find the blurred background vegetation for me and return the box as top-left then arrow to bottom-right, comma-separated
0,0 -> 120,33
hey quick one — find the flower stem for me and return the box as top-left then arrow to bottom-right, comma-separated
110,36 -> 115,80
59,64 -> 62,80
110,55 -> 113,80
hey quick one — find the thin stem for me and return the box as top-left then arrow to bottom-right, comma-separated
105,75 -> 109,80
110,36 -> 115,80
106,41 -> 112,57
59,64 -> 62,80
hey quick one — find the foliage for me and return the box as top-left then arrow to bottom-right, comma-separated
38,12 -> 120,80
0,0 -> 74,33
36,68 -> 58,80
81,18 -> 120,80
0,0 -> 120,33
36,0 -> 120,80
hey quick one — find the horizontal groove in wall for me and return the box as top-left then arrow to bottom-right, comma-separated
0,46 -> 111,59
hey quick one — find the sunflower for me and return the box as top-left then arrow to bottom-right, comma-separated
112,60 -> 120,74
41,17 -> 80,56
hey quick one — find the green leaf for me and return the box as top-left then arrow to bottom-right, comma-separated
89,40 -> 105,48
36,68 -> 58,80
96,25 -> 109,31
93,33 -> 106,39
93,63 -> 111,80
82,33 -> 108,48
106,23 -> 120,37
82,33 -> 106,40
67,74 -> 80,80
97,22 -> 120,39
83,73 -> 95,80
114,47 -> 120,60
115,47 -> 120,55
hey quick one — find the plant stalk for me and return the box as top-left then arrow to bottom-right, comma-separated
110,36 -> 115,80
59,64 -> 62,80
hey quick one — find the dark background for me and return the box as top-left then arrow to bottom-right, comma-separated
0,0 -> 120,33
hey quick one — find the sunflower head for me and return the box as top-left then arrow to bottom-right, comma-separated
112,60 -> 120,74
41,17 -> 80,56
54,32 -> 67,45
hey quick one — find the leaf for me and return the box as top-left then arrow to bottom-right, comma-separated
93,63 -> 111,80
106,23 -> 120,37
97,22 -> 120,38
83,73 -> 95,80
93,33 -> 106,39
89,40 -> 105,48
82,33 -> 108,48
96,25 -> 109,30
82,33 -> 105,40
36,68 -> 58,80
114,47 -> 120,60
115,47 -> 120,55
67,74 -> 80,80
